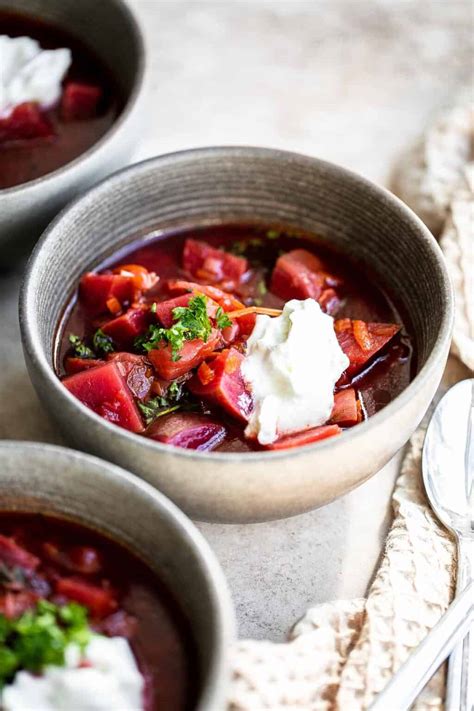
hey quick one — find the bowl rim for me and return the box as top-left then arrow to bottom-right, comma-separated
0,0 -> 146,197
20,145 -> 454,463
0,439 -> 236,710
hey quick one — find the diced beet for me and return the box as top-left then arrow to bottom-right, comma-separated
270,249 -> 342,304
189,348 -> 253,422
79,273 -> 134,315
0,591 -> 39,620
335,319 -> 401,378
101,307 -> 149,347
62,362 -> 144,433
147,413 -> 226,451
65,357 -> 105,375
264,424 -> 342,450
183,238 -> 248,285
61,82 -> 102,121
148,329 -> 221,380
55,577 -> 117,618
330,388 -> 360,426
107,352 -> 153,400
155,293 -> 218,328
0,102 -> 55,144
0,534 -> 40,571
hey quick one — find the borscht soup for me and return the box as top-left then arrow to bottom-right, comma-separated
0,11 -> 122,189
55,224 -> 414,453
0,514 -> 197,710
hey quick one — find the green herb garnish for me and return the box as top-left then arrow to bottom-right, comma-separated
215,307 -> 232,330
68,334 -> 95,360
266,229 -> 279,239
135,295 -> 212,362
138,379 -> 191,425
0,601 -> 91,687
92,329 -> 115,355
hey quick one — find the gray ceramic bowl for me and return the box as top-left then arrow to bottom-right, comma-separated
20,147 -> 454,523
0,0 -> 146,255
0,440 -> 235,711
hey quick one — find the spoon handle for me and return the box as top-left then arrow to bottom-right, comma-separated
369,581 -> 474,711
446,537 -> 474,711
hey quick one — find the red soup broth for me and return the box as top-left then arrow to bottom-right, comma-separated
56,224 -> 415,453
0,513 -> 199,711
0,11 -> 122,189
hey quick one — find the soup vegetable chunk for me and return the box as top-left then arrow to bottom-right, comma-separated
0,12 -> 121,189
0,515 -> 196,711
57,225 -> 413,453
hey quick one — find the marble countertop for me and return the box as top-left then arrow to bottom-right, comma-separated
0,0 -> 471,641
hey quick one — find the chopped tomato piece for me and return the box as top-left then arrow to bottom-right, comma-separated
55,578 -> 117,618
147,413 -> 226,451
79,273 -> 134,315
62,362 -> 145,433
335,319 -> 401,378
65,357 -> 105,375
189,348 -> 253,422
155,293 -> 218,328
183,238 -> 248,285
330,388 -> 360,426
0,534 -> 40,571
0,102 -> 55,144
148,329 -> 221,380
270,249 -> 341,304
264,424 -> 342,450
101,306 -> 149,348
61,82 -> 102,121
107,352 -> 153,400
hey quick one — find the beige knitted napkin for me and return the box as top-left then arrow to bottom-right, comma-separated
227,102 -> 473,711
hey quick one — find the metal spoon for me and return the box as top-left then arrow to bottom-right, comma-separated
370,378 -> 474,710
423,378 -> 474,711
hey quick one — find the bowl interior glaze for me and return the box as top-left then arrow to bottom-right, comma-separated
20,147 -> 453,522
0,441 -> 234,711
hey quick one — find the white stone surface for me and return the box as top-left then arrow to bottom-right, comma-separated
0,0 -> 471,641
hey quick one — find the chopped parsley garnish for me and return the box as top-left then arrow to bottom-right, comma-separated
0,601 -> 91,686
92,329 -> 115,355
68,334 -> 95,360
135,295 -> 212,362
138,379 -> 196,425
215,307 -> 232,330
266,229 -> 279,239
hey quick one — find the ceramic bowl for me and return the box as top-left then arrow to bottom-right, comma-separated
20,147 -> 454,523
0,0 -> 146,257
0,440 -> 235,711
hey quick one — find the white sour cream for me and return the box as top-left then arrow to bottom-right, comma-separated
1,636 -> 144,711
242,298 -> 349,445
0,35 -> 71,118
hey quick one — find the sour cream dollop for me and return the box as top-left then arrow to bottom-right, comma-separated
241,298 -> 349,445
1,636 -> 144,711
0,35 -> 71,118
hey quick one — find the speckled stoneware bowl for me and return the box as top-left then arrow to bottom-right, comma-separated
0,0 -> 146,256
20,147 -> 454,523
0,440 -> 235,711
